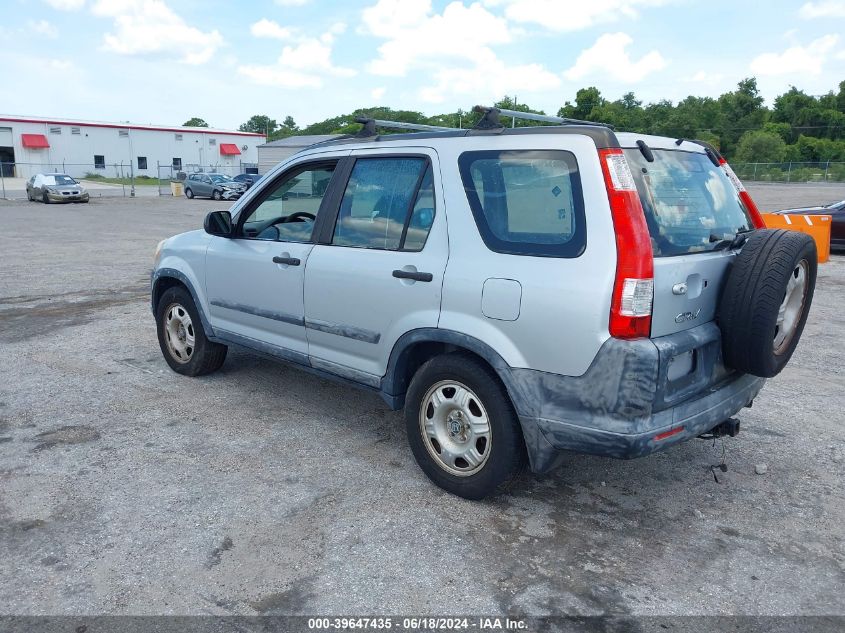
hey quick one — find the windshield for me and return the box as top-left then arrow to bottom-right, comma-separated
45,175 -> 77,186
209,175 -> 232,183
624,149 -> 753,257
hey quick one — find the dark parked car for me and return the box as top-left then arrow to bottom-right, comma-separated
232,173 -> 262,188
774,200 -> 845,250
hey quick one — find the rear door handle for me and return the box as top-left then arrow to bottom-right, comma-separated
273,256 -> 300,266
392,269 -> 433,282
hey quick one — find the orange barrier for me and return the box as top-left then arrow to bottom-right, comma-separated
761,213 -> 831,264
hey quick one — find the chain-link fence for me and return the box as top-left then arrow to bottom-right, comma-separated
731,162 -> 845,183
0,161 -> 164,199
157,161 -> 259,196
0,160 -> 259,199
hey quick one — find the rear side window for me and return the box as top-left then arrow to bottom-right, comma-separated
333,157 -> 433,251
459,150 -> 586,258
624,149 -> 754,257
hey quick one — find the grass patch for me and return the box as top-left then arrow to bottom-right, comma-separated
81,174 -> 160,186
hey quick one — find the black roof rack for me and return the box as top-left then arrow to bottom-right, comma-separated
354,116 -> 455,138
472,105 -> 614,130
299,111 -> 620,151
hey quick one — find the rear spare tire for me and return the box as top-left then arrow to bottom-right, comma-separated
718,229 -> 816,378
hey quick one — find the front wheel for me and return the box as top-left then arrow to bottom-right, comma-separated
42,192 -> 49,204
212,189 -> 222,201
404,354 -> 526,499
156,286 -> 227,376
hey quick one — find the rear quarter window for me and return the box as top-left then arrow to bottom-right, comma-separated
459,150 -> 586,258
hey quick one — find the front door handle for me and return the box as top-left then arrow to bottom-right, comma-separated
392,269 -> 433,282
273,255 -> 301,266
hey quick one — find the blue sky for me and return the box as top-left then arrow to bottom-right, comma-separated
1,0 -> 844,130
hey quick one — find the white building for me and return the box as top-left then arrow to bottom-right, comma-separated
0,115 -> 265,179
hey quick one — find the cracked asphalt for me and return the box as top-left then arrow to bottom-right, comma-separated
0,186 -> 843,617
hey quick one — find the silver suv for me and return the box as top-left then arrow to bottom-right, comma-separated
151,108 -> 817,499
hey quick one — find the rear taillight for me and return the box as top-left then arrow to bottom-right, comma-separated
719,159 -> 765,229
598,148 -> 654,339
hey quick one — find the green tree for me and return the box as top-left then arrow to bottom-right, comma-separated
734,130 -> 787,163
558,87 -> 605,120
183,117 -> 209,127
718,78 -> 767,155
239,115 -> 278,136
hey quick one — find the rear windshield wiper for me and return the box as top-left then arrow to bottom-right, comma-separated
710,230 -> 751,251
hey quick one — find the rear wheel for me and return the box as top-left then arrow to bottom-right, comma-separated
156,286 -> 227,376
405,354 -> 525,499
185,188 -> 194,199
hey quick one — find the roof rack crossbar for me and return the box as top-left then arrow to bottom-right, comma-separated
355,116 -> 456,137
473,105 -> 613,130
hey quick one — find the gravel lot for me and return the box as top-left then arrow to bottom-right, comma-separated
1,184 -> 843,618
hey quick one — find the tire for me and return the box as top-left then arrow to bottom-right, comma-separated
42,192 -> 49,204
185,188 -> 194,199
404,353 -> 526,499
718,229 -> 817,378
156,286 -> 227,376
212,189 -> 222,201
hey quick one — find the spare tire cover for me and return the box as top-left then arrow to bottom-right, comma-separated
717,228 -> 817,378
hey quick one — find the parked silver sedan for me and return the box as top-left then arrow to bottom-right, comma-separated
27,173 -> 89,203
184,173 -> 246,200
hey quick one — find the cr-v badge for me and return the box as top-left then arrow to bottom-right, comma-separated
675,308 -> 702,323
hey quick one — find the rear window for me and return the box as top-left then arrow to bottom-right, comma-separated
459,150 -> 586,258
624,149 -> 753,257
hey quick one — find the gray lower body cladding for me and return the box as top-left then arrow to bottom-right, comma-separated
509,322 -> 766,473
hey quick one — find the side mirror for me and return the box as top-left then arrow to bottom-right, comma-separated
204,210 -> 233,237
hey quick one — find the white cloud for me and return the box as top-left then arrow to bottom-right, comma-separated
799,1 -> 845,18
420,52 -> 560,103
250,18 -> 293,40
488,0 -> 673,32
564,33 -> 667,83
90,0 -> 223,64
686,70 -> 724,84
750,34 -> 838,75
362,0 -> 511,76
28,20 -> 58,37
371,87 -> 386,100
361,0 -> 559,105
238,26 -> 355,88
44,0 -> 85,9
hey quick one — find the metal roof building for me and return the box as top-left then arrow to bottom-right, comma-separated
257,135 -> 342,175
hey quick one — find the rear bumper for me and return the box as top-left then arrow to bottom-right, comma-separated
508,322 -> 766,473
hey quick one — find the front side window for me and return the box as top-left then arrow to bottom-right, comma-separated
459,150 -> 586,258
332,157 -> 431,251
241,162 -> 336,242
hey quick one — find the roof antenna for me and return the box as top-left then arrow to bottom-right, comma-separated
354,117 -> 378,138
472,106 -> 503,130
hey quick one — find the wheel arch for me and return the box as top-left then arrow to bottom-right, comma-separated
151,267 -> 216,340
381,329 -> 525,413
